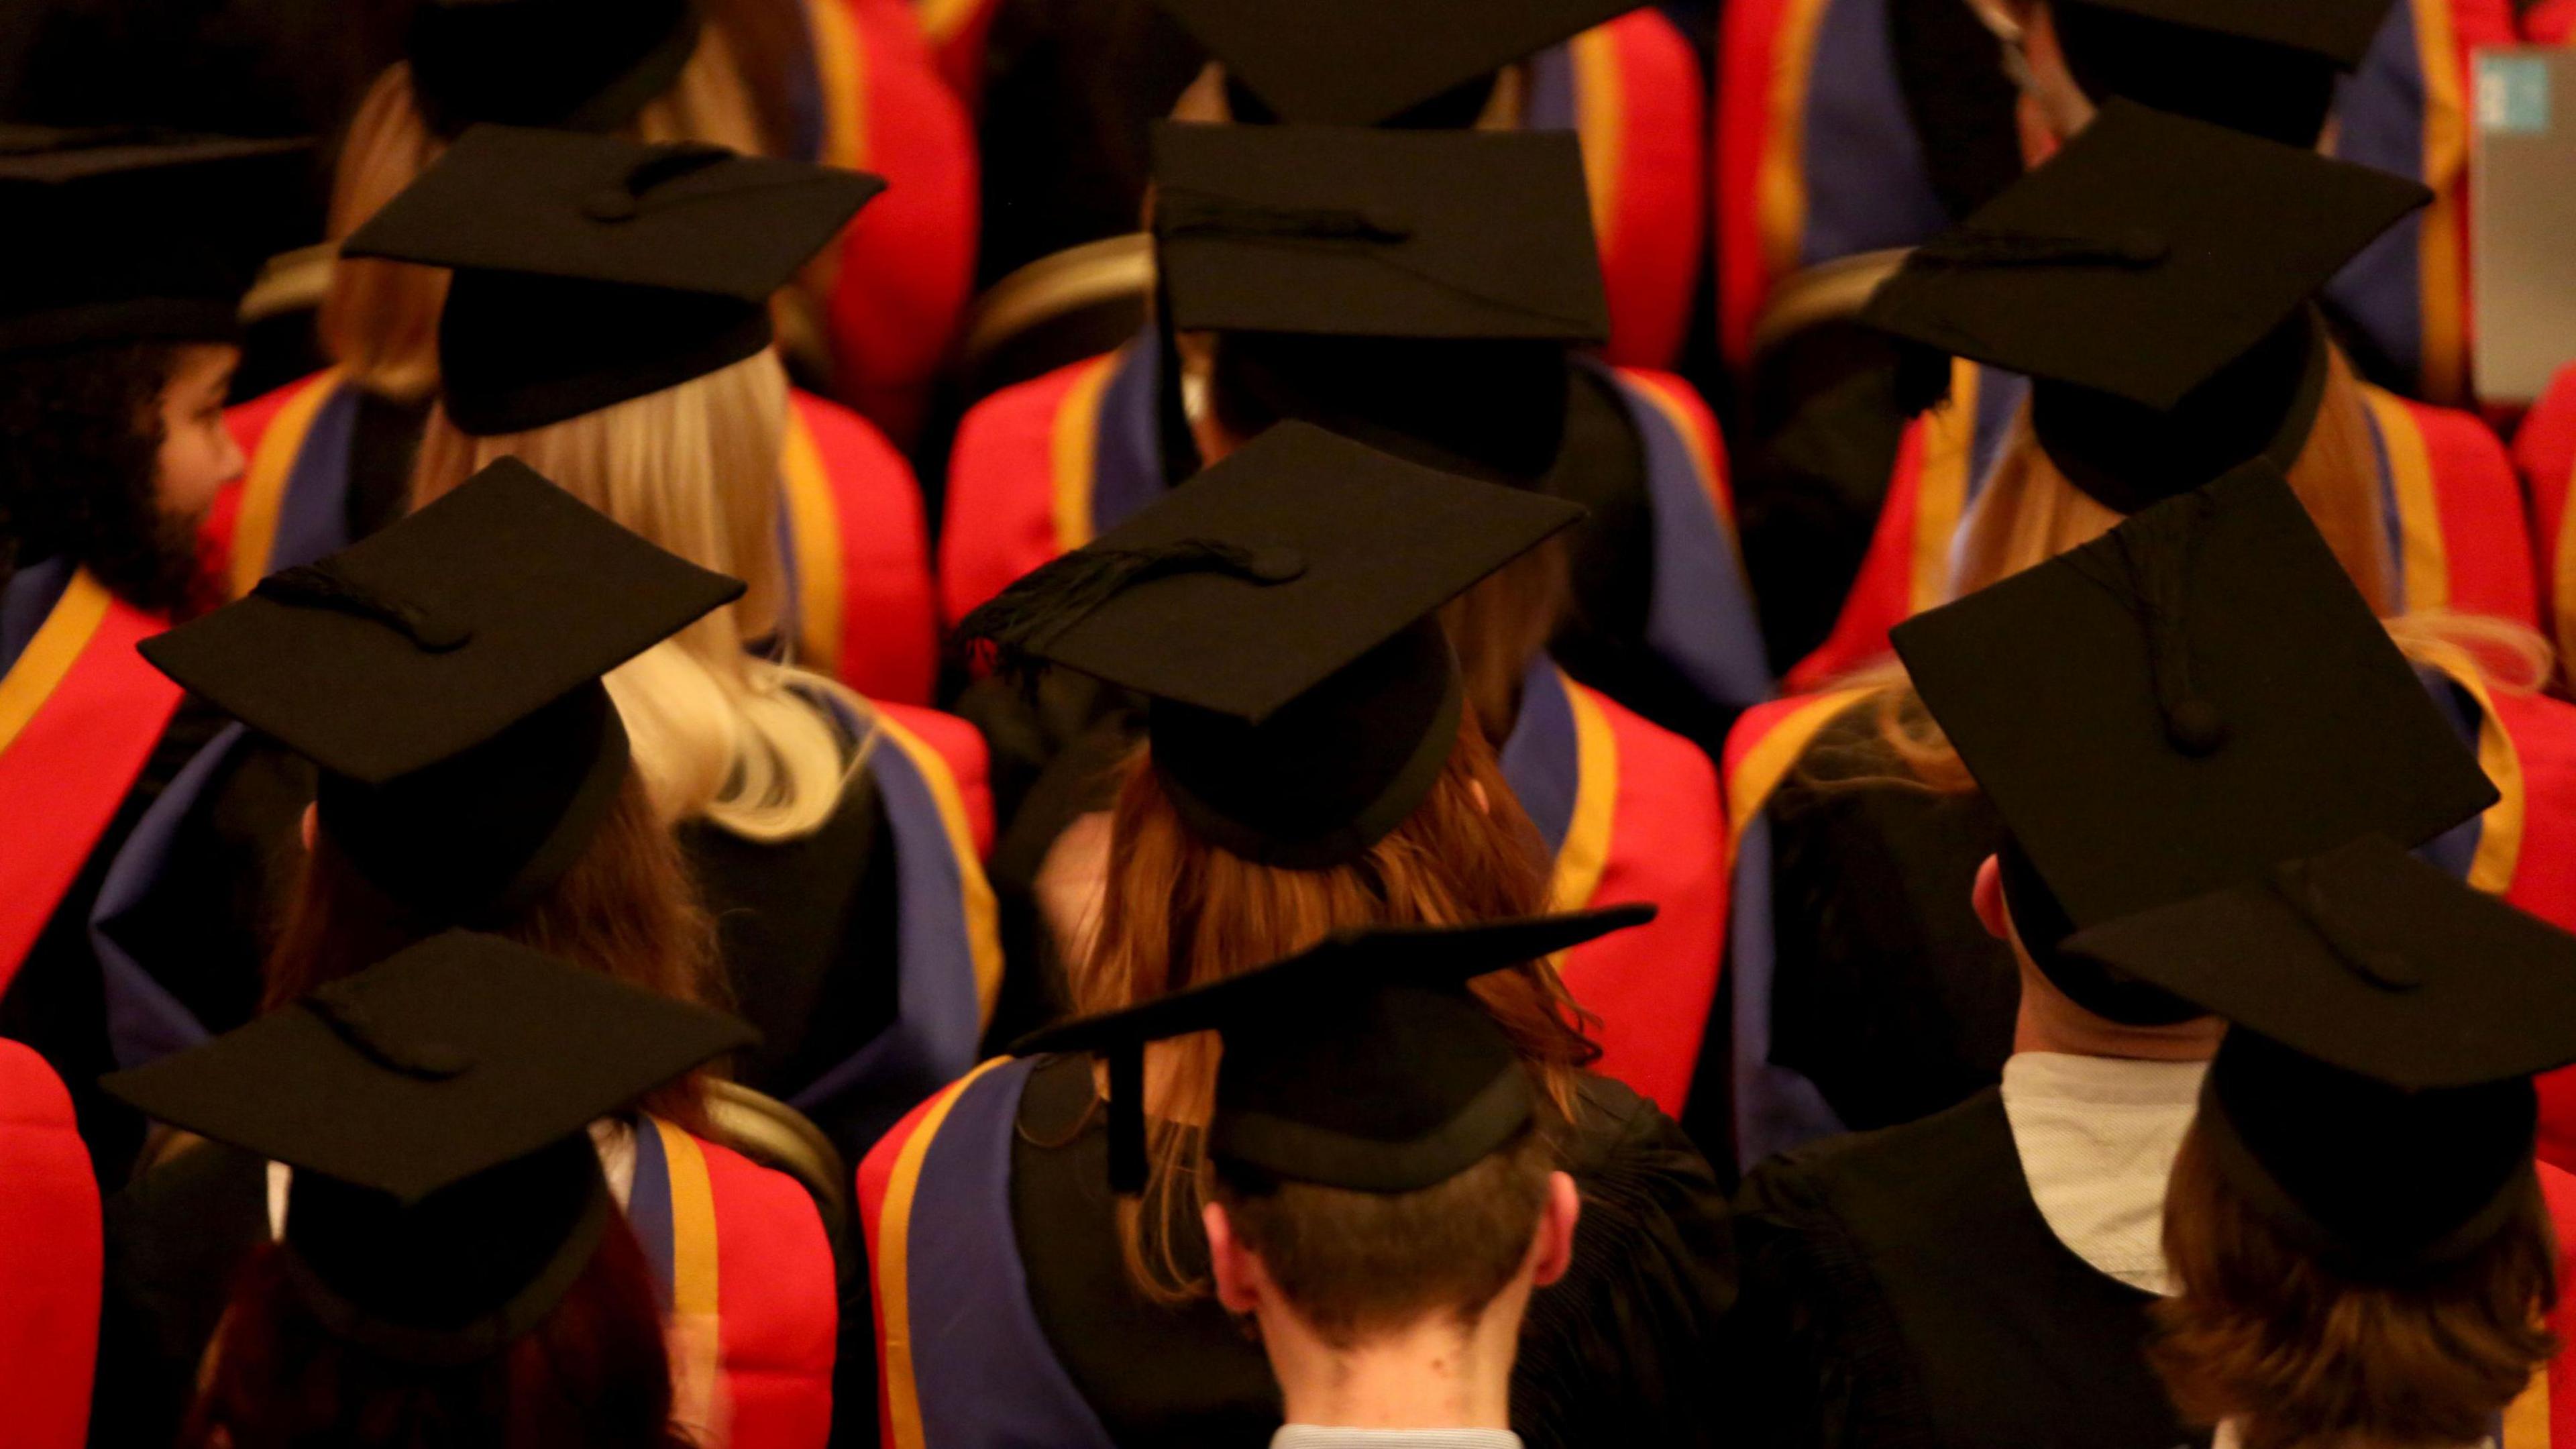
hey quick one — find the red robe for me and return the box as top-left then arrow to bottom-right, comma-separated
802,0 -> 980,444
1786,365 -> 2536,692
213,372 -> 942,706
0,1042 -> 99,1449
2512,363 -> 2576,664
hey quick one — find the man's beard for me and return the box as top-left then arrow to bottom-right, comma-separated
1,343 -> 215,621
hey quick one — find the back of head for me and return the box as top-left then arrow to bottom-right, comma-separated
186,1199 -> 690,1449
411,352 -> 865,843
1212,1127 -> 1553,1348
2153,1116 -> 2560,1448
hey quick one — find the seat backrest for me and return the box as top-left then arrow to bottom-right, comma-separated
0,1040 -> 103,1449
703,1079 -> 853,1271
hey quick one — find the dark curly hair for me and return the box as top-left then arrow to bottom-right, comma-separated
0,341 -> 207,616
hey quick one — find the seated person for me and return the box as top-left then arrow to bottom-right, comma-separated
1018,916 -> 1615,1446
2068,835 -> 2576,1446
1725,464 -> 2504,1445
92,460 -> 843,1449
343,124 -> 998,1159
101,929 -> 752,1449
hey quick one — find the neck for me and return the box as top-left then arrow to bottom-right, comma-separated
1259,1297 -> 1523,1432
2014,995 -> 2220,1062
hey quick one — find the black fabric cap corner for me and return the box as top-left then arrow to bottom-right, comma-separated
955,421 -> 1581,867
1155,0 -> 1646,126
1861,99 -> 2428,414
407,0 -> 704,139
1153,122 -> 1609,345
1011,906 -> 1654,1192
341,124 -> 882,433
0,126 -> 312,355
1889,461 -> 2496,936
2065,835 -> 2576,1272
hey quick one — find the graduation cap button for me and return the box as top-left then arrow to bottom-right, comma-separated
1242,545 -> 1307,583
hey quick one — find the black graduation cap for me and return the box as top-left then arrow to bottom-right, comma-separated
102,930 -> 754,1362
2054,0 -> 2392,146
1888,462 -> 2498,1020
140,457 -> 745,922
407,0 -> 702,140
955,422 -> 1582,869
1012,906 -> 1654,1193
1156,0 -> 1645,127
0,125 -> 311,356
2065,835 -> 2576,1274
339,123 -> 883,434
1862,101 -> 2428,513
1155,122 -> 1607,346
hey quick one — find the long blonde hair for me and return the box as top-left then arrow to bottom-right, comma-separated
319,40 -> 765,402
1076,716 -> 1599,1302
1845,345 -> 2553,788
412,351 -> 869,843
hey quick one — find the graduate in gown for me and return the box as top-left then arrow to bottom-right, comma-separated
2071,837 -> 2576,1448
338,125 -> 999,1163
90,461 -> 846,1449
950,125 -> 1741,1102
1732,0 -> 2523,676
214,0 -> 954,704
1014,914 -> 1644,1449
101,930 -> 755,1449
959,0 -> 1703,369
1727,462 -> 2504,1447
0,127 -> 313,1181
864,423 -> 1736,1449
1702,104 -> 2576,1176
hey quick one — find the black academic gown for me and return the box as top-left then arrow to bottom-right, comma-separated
682,765 -> 903,1161
1727,1089 -> 2207,1449
1008,1059 -> 1739,1449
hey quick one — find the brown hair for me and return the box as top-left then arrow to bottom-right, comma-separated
1440,545 -> 1574,741
2150,1120 -> 2561,1449
185,1220 -> 690,1449
1214,1128 -> 1554,1350
1077,712 -> 1597,1301
264,771 -> 724,1133
317,43 -> 765,403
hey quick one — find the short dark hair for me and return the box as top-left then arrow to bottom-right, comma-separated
0,341 -> 201,615
1214,1126 -> 1553,1350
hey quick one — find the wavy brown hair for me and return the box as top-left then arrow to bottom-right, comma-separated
264,771 -> 724,1134
2150,1121 -> 2560,1449
1075,712 -> 1597,1301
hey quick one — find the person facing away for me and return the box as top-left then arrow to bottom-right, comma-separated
863,423 -> 1735,1449
2068,833 -> 2576,1448
1724,459 -> 2506,1447
341,123 -> 999,1160
92,460 -> 844,1449
100,929 -> 753,1449
1016,914 -> 1627,1449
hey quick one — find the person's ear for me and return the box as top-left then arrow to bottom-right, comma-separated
1527,1171 -> 1583,1289
1203,1201 -> 1264,1316
1470,780 -> 1491,816
301,802 -> 319,854
1973,854 -> 2009,943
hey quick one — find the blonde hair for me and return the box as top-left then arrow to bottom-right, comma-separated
1075,718 -> 1598,1303
1835,345 -> 2555,788
412,351 -> 870,843
319,39 -> 765,402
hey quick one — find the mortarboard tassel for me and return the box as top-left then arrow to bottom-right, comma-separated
953,538 -> 1306,682
2064,492 -> 2229,756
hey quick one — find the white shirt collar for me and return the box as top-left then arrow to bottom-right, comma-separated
264,1118 -> 639,1238
1272,1430 -> 1521,1449
1999,1052 -> 2208,1296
